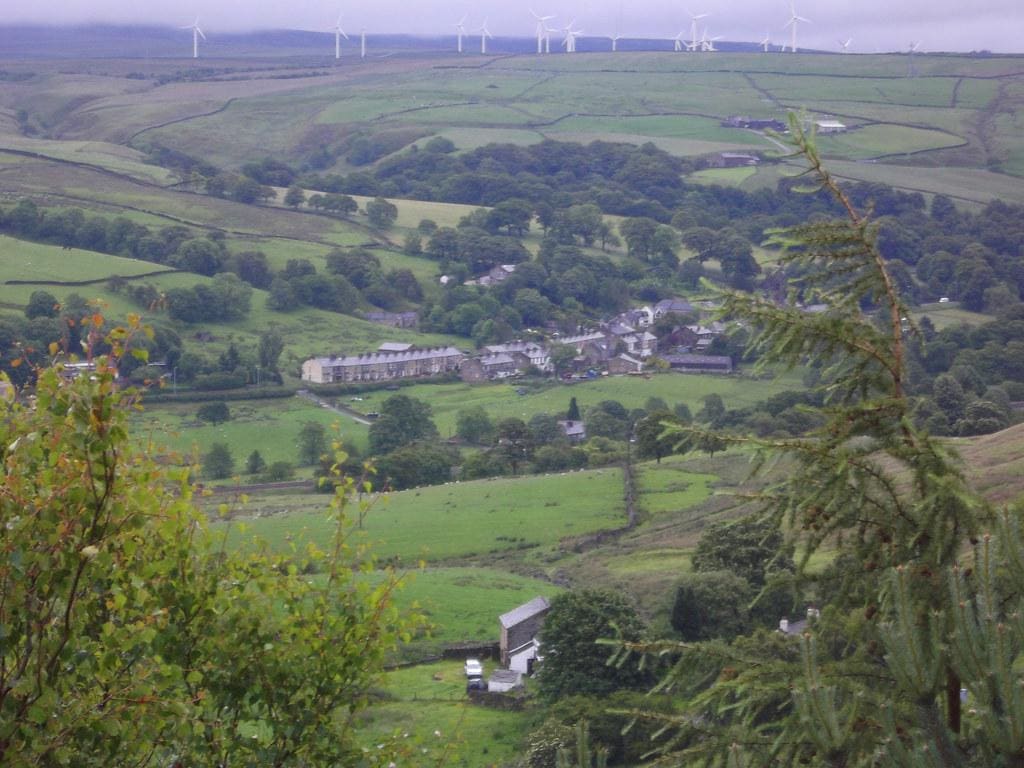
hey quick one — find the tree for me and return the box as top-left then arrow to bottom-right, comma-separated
245,449 -> 266,475
634,410 -> 680,463
204,441 -> 235,479
297,421 -> 328,465
671,571 -> 752,642
257,330 -> 284,373
538,589 -> 648,702
456,405 -> 494,444
549,344 -> 577,377
692,514 -> 794,587
495,417 -> 534,475
25,289 -> 59,319
197,400 -> 231,424
617,115 -> 994,766
366,197 -> 398,228
567,396 -> 581,421
376,442 -> 457,490
368,394 -> 438,455
283,184 -> 305,209
0,341 -> 418,767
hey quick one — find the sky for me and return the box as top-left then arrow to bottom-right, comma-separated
4,0 -> 1021,54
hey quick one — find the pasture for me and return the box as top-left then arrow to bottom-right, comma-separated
2,48 -> 1013,207
219,468 -> 626,563
384,566 -> 563,649
338,371 -> 806,438
358,660 -> 534,768
135,395 -> 371,468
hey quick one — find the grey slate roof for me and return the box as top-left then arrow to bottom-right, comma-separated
499,596 -> 551,629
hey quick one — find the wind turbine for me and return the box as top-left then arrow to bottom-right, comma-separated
479,20 -> 493,54
907,41 -> 921,76
561,21 -> 582,53
456,14 -> 467,53
530,9 -> 555,54
700,29 -> 722,51
181,18 -> 205,59
673,31 -> 686,52
543,22 -> 558,52
685,9 -> 709,51
760,32 -> 772,52
331,14 -> 348,59
608,32 -> 622,52
783,3 -> 810,53
839,37 -> 852,53
360,29 -> 366,58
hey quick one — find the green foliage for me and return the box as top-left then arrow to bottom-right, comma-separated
692,514 -> 794,587
671,571 -> 752,642
366,197 -> 398,229
261,460 -> 295,481
455,405 -> 494,444
203,441 -> 234,479
612,114 -> 1005,766
24,289 -> 58,319
368,394 -> 439,455
196,400 -> 231,424
538,589 -> 648,702
297,420 -> 327,465
0,340 -> 417,767
377,441 -> 457,490
245,448 -> 266,475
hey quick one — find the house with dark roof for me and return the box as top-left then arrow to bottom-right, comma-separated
663,354 -> 734,374
499,596 -> 550,671
301,347 -> 465,383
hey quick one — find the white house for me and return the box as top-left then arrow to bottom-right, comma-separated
815,120 -> 847,134
487,669 -> 524,693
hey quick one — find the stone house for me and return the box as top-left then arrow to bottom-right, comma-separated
499,596 -> 550,669
301,347 -> 465,384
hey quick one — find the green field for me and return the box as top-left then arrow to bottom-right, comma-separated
689,166 -> 759,185
388,567 -> 562,648
135,396 -> 371,468
223,468 -> 626,562
0,235 -> 170,282
358,660 -> 534,768
338,371 -> 805,438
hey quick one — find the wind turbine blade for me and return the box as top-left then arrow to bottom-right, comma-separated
197,27 -> 206,40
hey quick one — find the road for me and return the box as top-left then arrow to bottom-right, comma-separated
296,390 -> 372,425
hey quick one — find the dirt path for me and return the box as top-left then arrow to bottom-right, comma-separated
296,389 -> 372,425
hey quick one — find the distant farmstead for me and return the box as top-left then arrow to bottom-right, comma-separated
301,346 -> 465,384
499,596 -> 550,671
663,354 -> 734,374
815,120 -> 847,134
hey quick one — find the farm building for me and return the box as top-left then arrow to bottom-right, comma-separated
362,310 -> 418,328
557,420 -> 587,443
608,353 -> 644,375
815,120 -> 847,134
484,341 -> 551,372
663,354 -> 734,374
460,351 -> 531,382
708,152 -> 760,168
487,669 -> 524,693
654,298 -> 697,319
722,116 -> 786,131
499,596 -> 550,669
300,347 -> 465,384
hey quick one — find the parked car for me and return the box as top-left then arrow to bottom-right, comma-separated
464,658 -> 483,678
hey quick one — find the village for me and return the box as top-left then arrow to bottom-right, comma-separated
300,297 -> 736,387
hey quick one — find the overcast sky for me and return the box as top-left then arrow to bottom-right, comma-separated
5,0 -> 1021,53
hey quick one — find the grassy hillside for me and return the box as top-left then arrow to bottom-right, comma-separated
955,422 -> 1024,505
221,468 -> 627,563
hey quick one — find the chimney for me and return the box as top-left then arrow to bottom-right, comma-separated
779,618 -> 789,633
